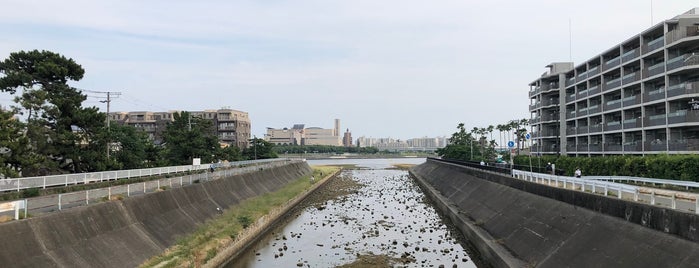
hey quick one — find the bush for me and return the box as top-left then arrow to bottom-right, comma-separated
237,215 -> 253,228
20,188 -> 40,198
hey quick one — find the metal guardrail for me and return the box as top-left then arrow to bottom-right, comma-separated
0,159 -> 300,220
582,175 -> 699,191
512,170 -> 699,214
0,158 -> 283,192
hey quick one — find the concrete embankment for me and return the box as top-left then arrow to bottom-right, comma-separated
410,159 -> 699,268
0,161 -> 312,268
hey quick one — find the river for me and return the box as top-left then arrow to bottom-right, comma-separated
226,158 -> 477,267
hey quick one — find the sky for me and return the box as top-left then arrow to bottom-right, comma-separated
0,1 -> 697,140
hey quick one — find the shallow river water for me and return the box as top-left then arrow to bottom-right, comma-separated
227,158 -> 477,268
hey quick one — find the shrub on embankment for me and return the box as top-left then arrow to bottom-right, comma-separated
514,154 -> 699,181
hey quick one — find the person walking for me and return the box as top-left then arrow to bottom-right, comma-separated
574,167 -> 582,178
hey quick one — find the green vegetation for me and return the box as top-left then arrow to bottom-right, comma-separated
437,120 -> 529,162
0,50 -> 277,179
515,154 -> 699,182
140,166 -> 340,267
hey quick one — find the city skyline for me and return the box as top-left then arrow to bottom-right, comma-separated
1,1 -> 697,140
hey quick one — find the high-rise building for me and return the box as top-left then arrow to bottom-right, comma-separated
529,8 -> 699,155
343,129 -> 352,147
109,108 -> 251,148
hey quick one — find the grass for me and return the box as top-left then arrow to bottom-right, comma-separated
140,166 -> 340,268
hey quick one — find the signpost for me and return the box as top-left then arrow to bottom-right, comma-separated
507,141 -> 515,172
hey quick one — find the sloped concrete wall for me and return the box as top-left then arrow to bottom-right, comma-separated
411,159 -> 699,268
0,161 -> 311,268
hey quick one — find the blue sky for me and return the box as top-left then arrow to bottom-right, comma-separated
1,1 -> 697,140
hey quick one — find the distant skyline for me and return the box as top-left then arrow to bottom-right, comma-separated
1,1 -> 697,140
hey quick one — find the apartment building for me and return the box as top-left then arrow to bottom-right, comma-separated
109,108 -> 251,148
529,8 -> 699,155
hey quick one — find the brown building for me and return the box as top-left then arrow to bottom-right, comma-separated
343,128 -> 353,147
109,108 -> 251,148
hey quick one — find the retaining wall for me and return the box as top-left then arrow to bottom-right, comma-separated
410,159 -> 699,268
0,161 -> 312,268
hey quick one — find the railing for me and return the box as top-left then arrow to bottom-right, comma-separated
644,61 -> 665,78
0,158 -> 286,192
588,85 -> 601,96
623,118 -> 641,129
577,144 -> 589,151
604,144 -> 622,151
666,26 -> 699,44
604,121 -> 622,131
623,142 -> 642,152
604,99 -> 622,110
588,66 -> 600,77
603,77 -> 621,91
0,159 -> 300,220
622,72 -> 640,85
565,77 -> 575,87
667,53 -> 699,71
512,170 -> 699,214
645,36 -> 665,52
604,56 -> 621,70
667,81 -> 699,98
589,124 -> 602,133
643,114 -> 666,127
588,104 -> 601,115
667,110 -> 699,124
643,88 -> 665,102
566,94 -> 576,103
577,126 -> 588,134
622,48 -> 640,63
622,95 -> 641,106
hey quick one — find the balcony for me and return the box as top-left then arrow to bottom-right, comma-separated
645,140 -> 667,151
566,127 -> 576,135
567,110 -> 577,118
566,94 -> 576,103
622,95 -> 641,106
623,118 -> 641,129
219,125 -> 236,131
530,117 -> 540,124
643,88 -> 666,102
667,110 -> 699,124
604,144 -> 623,152
565,77 -> 576,87
588,85 -> 601,96
604,56 -> 621,70
542,113 -> 560,122
577,126 -> 589,134
529,102 -> 541,110
645,36 -> 665,52
668,139 -> 699,151
589,124 -> 602,133
577,107 -> 589,117
643,61 -> 665,77
667,53 -> 699,72
604,121 -> 622,131
667,82 -> 699,98
622,72 -> 640,85
643,114 -> 666,126
588,66 -> 600,77
576,72 -> 588,81
604,99 -> 622,110
622,48 -> 640,63
666,26 -> 699,44
589,144 -> 602,151
577,144 -> 589,151
603,77 -> 621,91
566,144 -> 577,152
577,89 -> 589,98
542,98 -> 559,107
588,104 -> 601,115
623,142 -> 642,152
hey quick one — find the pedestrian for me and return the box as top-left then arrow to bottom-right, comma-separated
575,167 -> 582,178
545,162 -> 552,174
480,160 -> 485,166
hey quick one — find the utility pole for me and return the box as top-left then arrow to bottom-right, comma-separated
86,90 -> 121,160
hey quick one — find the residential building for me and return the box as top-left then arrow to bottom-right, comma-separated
356,136 -> 448,152
343,129 -> 353,147
109,108 -> 251,148
529,8 -> 699,155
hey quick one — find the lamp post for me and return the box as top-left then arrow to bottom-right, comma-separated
254,135 -> 257,160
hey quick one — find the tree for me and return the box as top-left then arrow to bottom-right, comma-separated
0,50 -> 108,174
437,123 -> 479,161
161,111 -> 220,165
108,124 -> 160,169
243,138 -> 278,160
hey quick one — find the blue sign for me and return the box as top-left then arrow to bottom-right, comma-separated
507,141 -> 515,148
525,133 -> 531,140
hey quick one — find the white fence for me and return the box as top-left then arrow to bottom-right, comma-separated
512,169 -> 699,214
0,159 -> 299,220
0,158 -> 282,192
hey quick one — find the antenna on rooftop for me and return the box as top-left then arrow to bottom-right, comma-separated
650,0 -> 654,25
569,18 -> 572,62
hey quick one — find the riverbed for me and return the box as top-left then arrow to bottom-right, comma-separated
227,158 -> 476,267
